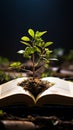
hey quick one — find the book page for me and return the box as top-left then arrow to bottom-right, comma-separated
0,77 -> 73,106
36,77 -> 73,101
0,77 -> 35,101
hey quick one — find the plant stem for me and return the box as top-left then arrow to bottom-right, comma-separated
32,53 -> 35,80
32,40 -> 35,80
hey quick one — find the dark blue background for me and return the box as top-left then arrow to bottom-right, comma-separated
0,0 -> 73,61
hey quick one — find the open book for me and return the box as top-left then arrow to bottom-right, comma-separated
0,77 -> 73,107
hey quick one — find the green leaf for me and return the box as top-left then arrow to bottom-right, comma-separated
34,46 -> 41,53
38,31 -> 47,37
35,31 -> 47,37
45,48 -> 52,57
24,46 -> 41,55
45,42 -> 53,47
28,29 -> 34,38
35,42 -> 43,48
20,41 -> 31,47
24,47 -> 35,57
21,36 -> 30,41
10,62 -> 21,68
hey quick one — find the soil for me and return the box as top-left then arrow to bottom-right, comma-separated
18,78 -> 53,98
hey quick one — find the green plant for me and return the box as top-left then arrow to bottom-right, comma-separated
20,29 -> 54,78
9,28 -> 57,96
0,70 -> 11,84
10,28 -> 55,79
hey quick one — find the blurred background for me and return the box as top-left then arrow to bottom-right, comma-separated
0,0 -> 73,61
